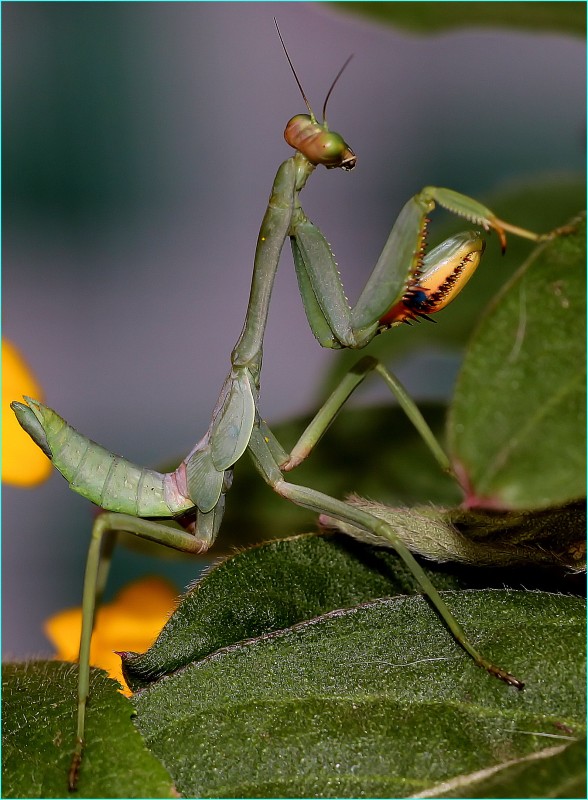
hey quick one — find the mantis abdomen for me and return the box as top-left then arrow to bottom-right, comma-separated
11,398 -> 193,518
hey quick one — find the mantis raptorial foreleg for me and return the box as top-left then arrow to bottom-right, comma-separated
289,185 -> 566,350
12,21 -> 572,790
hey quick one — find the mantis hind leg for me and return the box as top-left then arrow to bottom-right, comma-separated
69,513 -> 208,791
247,427 -> 524,690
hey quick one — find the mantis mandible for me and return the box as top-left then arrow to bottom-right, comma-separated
12,22 -> 567,791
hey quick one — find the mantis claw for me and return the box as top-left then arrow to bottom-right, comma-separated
495,225 -> 508,255
487,664 -> 525,690
68,742 -> 83,792
486,215 -> 574,248
484,219 -> 508,254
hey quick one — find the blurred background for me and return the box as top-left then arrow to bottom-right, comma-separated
3,2 -> 585,658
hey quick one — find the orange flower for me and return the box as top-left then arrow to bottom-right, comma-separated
2,338 -> 52,486
44,576 -> 179,695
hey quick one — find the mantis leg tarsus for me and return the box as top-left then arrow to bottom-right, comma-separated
68,739 -> 83,792
487,663 -> 525,690
493,216 -> 577,245
421,186 -> 572,253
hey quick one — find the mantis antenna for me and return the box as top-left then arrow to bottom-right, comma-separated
274,18 -> 314,119
321,54 -> 353,127
274,16 -> 353,127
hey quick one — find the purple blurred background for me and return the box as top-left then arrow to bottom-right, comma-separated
4,3 -> 584,658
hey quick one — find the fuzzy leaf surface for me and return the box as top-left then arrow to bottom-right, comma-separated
417,737 -> 586,798
122,532 -> 483,688
320,499 -> 586,570
131,589 -> 585,798
1,661 -> 174,799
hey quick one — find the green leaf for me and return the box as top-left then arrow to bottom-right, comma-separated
423,737 -> 586,798
121,532 -> 482,689
1,661 -> 175,799
448,214 -> 586,509
336,2 -> 586,36
131,588 -> 585,798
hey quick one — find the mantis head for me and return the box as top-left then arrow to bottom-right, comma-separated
284,114 -> 356,170
275,18 -> 356,171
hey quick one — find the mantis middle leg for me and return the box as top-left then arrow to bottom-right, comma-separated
258,354 -> 449,474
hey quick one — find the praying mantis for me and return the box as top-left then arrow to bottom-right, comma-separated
12,23 -> 570,792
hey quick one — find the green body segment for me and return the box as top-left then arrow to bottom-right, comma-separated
231,158 -> 300,373
290,236 -> 342,349
11,398 -> 193,518
184,365 -> 257,512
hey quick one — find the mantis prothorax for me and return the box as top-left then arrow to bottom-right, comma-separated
12,23 -> 567,791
